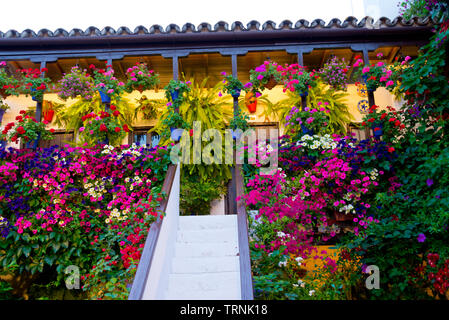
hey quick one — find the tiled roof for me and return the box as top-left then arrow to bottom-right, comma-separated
0,16 -> 437,39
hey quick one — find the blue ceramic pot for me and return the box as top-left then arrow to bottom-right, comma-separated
170,89 -> 180,102
26,132 -> 41,150
231,89 -> 241,99
372,123 -> 383,138
170,127 -> 183,142
98,90 -> 111,103
0,108 -> 5,123
300,91 -> 308,98
300,123 -> 314,136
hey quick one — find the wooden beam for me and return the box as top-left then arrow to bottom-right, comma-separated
54,61 -> 64,78
319,50 -> 331,68
387,47 -> 401,63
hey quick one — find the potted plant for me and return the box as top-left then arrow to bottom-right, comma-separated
125,62 -> 160,93
230,108 -> 251,140
361,105 -> 406,141
19,67 -> 50,103
283,64 -> 318,97
249,60 -> 285,91
4,110 -> 54,149
318,56 -> 349,91
79,105 -> 128,146
161,104 -> 189,142
0,61 -> 20,99
56,65 -> 95,101
221,72 -> 244,98
284,102 -> 330,138
352,53 -> 395,92
0,99 -> 9,124
90,64 -> 125,103
134,95 -> 162,120
244,90 -> 260,113
164,79 -> 191,103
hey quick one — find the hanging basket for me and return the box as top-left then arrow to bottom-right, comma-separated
333,211 -> 354,222
0,88 -> 8,99
264,76 -> 277,90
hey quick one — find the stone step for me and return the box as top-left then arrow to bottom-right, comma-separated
166,272 -> 240,299
176,228 -> 238,244
178,215 -> 237,231
174,242 -> 239,258
165,288 -> 241,300
171,256 -> 240,274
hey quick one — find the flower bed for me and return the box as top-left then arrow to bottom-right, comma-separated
0,143 -> 172,299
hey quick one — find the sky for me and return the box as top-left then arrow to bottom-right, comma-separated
0,0 -> 400,32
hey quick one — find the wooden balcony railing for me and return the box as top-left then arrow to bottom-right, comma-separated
128,164 -> 178,300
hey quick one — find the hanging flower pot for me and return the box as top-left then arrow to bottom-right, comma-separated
372,122 -> 383,138
264,76 -> 277,90
136,85 -> 145,93
333,211 -> 354,222
98,90 -> 111,104
0,88 -> 8,99
170,127 -> 183,142
170,89 -> 180,102
247,101 -> 257,113
231,89 -> 241,99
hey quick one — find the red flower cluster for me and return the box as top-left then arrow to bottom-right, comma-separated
427,253 -> 449,296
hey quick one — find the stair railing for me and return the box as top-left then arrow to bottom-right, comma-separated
128,164 -> 179,300
235,164 -> 254,300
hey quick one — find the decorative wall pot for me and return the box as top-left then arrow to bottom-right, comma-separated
98,90 -> 111,103
247,101 -> 257,113
43,109 -> 54,123
26,132 -> 41,150
0,108 -> 5,123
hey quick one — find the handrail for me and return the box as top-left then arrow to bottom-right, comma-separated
235,164 -> 254,300
128,164 -> 178,300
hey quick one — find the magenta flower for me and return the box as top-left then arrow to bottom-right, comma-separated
417,233 -> 426,243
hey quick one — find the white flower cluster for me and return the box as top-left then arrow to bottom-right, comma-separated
101,144 -> 115,155
84,180 -> 107,198
293,279 -> 306,288
0,215 -> 7,227
124,175 -> 143,191
105,207 -> 129,224
118,143 -> 142,159
339,203 -> 355,214
296,134 -> 338,150
370,168 -> 379,181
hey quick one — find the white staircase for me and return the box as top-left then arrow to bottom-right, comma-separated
164,215 -> 241,300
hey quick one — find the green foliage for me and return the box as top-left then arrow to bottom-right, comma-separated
133,95 -> 163,121
53,95 -> 135,145
180,176 -> 226,215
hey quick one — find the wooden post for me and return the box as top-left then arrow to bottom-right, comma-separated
231,54 -> 239,117
362,49 -> 376,107
297,50 -> 304,66
35,61 -> 46,123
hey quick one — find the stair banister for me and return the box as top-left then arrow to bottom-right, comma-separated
128,164 -> 178,300
235,164 -> 255,300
